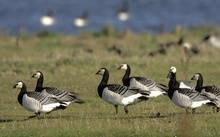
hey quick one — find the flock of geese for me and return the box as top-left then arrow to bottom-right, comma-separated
13,71 -> 86,120
13,64 -> 220,120
96,64 -> 220,115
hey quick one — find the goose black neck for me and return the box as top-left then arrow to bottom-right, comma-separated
18,84 -> 27,105
100,70 -> 109,86
98,69 -> 109,98
168,72 -> 179,89
35,74 -> 44,91
195,74 -> 203,90
123,65 -> 131,86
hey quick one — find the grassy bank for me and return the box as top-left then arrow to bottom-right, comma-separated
1,26 -> 220,136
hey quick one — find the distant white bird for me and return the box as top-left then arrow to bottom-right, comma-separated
117,0 -> 129,21
13,81 -> 66,120
40,10 -> 55,26
73,11 -> 88,27
203,34 -> 220,49
117,64 -> 168,98
96,68 -> 150,114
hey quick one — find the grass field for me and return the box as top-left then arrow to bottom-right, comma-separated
1,26 -> 220,137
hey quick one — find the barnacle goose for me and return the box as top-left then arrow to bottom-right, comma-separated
31,71 -> 86,106
117,64 -> 168,98
191,73 -> 220,113
13,81 -> 67,120
167,66 -> 193,89
96,68 -> 150,114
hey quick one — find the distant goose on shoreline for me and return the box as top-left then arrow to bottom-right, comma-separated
117,0 -> 129,21
40,9 -> 55,26
13,81 -> 67,120
191,73 -> 220,113
31,71 -> 86,106
96,68 -> 150,114
73,10 -> 89,27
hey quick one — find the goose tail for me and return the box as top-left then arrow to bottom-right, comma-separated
157,83 -> 169,93
73,97 -> 86,104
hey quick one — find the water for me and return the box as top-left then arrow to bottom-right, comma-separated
0,0 -> 220,35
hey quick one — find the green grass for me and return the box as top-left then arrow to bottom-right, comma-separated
1,27 -> 220,137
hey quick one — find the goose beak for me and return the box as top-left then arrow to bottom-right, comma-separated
95,70 -> 101,75
31,74 -> 35,78
117,65 -> 122,70
191,75 -> 197,80
13,84 -> 18,89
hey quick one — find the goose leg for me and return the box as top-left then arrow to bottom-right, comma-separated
192,108 -> 195,115
185,109 -> 189,115
25,112 -> 40,120
25,115 -> 37,120
124,105 -> 129,114
212,107 -> 215,113
114,105 -> 118,114
217,107 -> 219,113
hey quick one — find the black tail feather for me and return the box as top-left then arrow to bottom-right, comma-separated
73,98 -> 86,104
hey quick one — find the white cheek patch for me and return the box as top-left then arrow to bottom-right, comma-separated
35,72 -> 41,78
170,67 -> 176,73
101,69 -> 105,74
120,64 -> 127,70
17,82 -> 23,88
195,74 -> 200,80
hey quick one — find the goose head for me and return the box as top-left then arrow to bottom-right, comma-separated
13,81 -> 24,89
167,66 -> 177,79
117,64 -> 128,70
191,73 -> 201,81
203,35 -> 211,41
95,68 -> 106,75
31,71 -> 43,79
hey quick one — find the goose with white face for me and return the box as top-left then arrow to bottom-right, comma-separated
31,71 -> 86,106
117,63 -> 168,98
